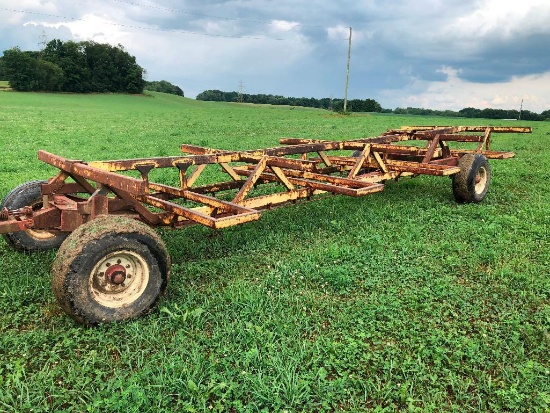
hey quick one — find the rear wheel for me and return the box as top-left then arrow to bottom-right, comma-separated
452,154 -> 491,203
52,215 -> 170,325
1,180 -> 67,251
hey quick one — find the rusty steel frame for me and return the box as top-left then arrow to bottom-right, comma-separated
0,126 -> 532,234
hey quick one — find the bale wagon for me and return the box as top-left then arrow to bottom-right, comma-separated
0,125 -> 531,324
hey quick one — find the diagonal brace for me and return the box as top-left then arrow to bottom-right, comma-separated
232,156 -> 268,204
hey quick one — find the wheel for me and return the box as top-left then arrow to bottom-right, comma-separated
1,180 -> 68,251
452,154 -> 491,203
52,215 -> 171,325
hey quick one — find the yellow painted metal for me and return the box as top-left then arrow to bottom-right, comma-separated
269,166 -> 295,191
233,156 -> 268,204
347,145 -> 371,179
28,125 -> 529,233
220,163 -> 241,181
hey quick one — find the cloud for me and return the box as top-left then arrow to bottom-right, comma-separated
0,0 -> 549,111
27,14 -> 130,45
269,20 -> 300,33
448,0 -> 550,39
381,66 -> 550,112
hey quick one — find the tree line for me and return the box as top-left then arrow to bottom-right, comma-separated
393,106 -> 550,121
0,40 -> 146,93
196,89 -> 382,112
197,89 -> 549,120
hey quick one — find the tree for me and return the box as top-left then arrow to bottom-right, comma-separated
36,60 -> 64,91
42,40 -> 90,92
2,40 -> 146,93
196,89 -> 225,101
348,98 -> 382,112
1,48 -> 41,91
145,80 -> 184,96
459,107 -> 481,118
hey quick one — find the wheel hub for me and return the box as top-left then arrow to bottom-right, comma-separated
90,250 -> 150,308
105,264 -> 127,285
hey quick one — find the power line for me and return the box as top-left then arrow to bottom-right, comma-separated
111,0 -> 329,28
92,20 -> 290,40
0,7 -> 319,41
0,7 -> 77,21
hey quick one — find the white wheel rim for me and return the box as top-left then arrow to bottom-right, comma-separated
474,166 -> 488,194
89,250 -> 150,308
27,228 -> 57,240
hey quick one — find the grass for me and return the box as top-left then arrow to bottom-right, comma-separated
0,91 -> 548,412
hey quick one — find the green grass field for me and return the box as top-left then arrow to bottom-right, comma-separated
0,91 -> 548,412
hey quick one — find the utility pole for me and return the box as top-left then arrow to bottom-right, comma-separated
518,99 -> 523,120
343,27 -> 352,112
237,81 -> 244,103
38,30 -> 48,53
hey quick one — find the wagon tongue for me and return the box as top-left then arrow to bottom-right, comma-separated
0,206 -> 33,220
0,206 -> 36,234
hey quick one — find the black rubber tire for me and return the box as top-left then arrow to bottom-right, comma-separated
452,154 -> 491,203
52,215 -> 171,325
0,180 -> 68,251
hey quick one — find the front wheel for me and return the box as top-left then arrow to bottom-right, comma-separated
452,154 -> 491,203
1,180 -> 68,251
52,215 -> 171,325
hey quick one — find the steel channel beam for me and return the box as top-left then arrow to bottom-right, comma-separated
233,167 -> 384,197
234,164 -> 383,188
325,156 -> 460,176
0,219 -> 33,234
280,135 -> 403,146
142,194 -> 261,229
145,182 -> 259,215
39,151 -> 147,195
450,150 -> 515,159
182,141 -> 344,157
241,188 -> 313,210
401,126 -> 532,133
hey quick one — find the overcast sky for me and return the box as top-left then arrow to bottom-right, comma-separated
1,0 -> 549,112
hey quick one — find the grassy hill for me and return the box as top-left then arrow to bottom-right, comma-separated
0,91 -> 549,411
